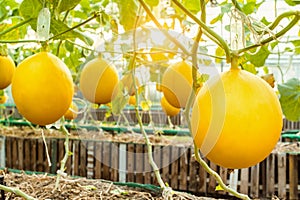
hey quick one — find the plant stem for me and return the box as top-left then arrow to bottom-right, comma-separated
137,0 -> 191,57
0,40 -> 40,44
267,10 -> 298,31
238,14 -> 299,54
0,184 -> 37,200
193,146 -> 251,200
231,0 -> 243,12
0,18 -> 33,37
172,0 -> 231,63
131,6 -> 168,194
48,11 -> 100,41
54,119 -> 70,191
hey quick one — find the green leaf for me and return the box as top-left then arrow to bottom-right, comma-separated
210,14 -> 223,25
242,63 -> 257,74
291,40 -> 300,54
50,18 -> 94,46
245,45 -> 270,67
0,4 -> 8,22
111,84 -> 128,115
270,41 -> 279,50
260,17 -> 271,26
115,0 -> 138,31
278,78 -> 300,122
182,0 -> 200,14
145,0 -> 159,7
19,0 -> 43,19
57,0 -> 82,14
284,0 -> 297,6
215,184 -> 224,191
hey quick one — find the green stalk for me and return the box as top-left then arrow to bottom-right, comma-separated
193,146 -> 251,200
0,40 -> 39,44
53,119 -> 71,191
238,14 -> 299,54
0,18 -> 33,37
231,0 -> 243,12
0,184 -> 37,200
172,0 -> 231,63
48,11 -> 100,41
131,6 -> 169,194
267,11 -> 298,31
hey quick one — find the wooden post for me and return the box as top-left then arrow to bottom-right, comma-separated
5,137 -> 11,168
111,143 -> 119,181
94,141 -> 102,179
37,139 -> 44,172
219,167 -> 227,195
72,140 -> 79,176
0,136 -> 5,168
153,145 -> 162,185
198,157 -> 208,194
162,146 -> 171,185
86,141 -> 94,179
188,148 -> 198,193
143,144 -> 152,184
266,154 -> 275,198
119,143 -> 127,183
208,162 -> 217,194
229,169 -> 238,195
50,139 -> 58,174
170,146 -> 179,189
102,142 -> 110,180
277,153 -> 286,199
24,139 -> 30,171
289,153 -> 298,200
250,164 -> 259,198
179,147 -> 188,191
127,143 -> 135,182
135,144 -> 144,183
240,168 -> 249,195
12,138 -> 18,169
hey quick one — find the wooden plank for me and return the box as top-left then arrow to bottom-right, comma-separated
240,168 -> 249,195
50,139 -> 58,174
44,138 -> 51,173
72,140 -> 79,176
208,162 -> 217,194
79,141 -> 87,177
119,143 -> 127,183
111,143 -> 119,182
277,153 -> 286,199
250,164 -> 259,198
198,157 -> 207,194
65,139 -> 73,175
260,159 -> 267,198
86,141 -> 94,179
289,153 -> 298,200
94,141 -> 102,179
30,139 -> 37,172
170,146 -> 179,189
12,138 -> 18,169
162,146 -> 171,185
188,148 -> 198,193
135,144 -> 144,184
102,142 -> 111,180
127,143 -> 135,182
179,147 -> 188,191
266,154 -> 275,198
5,137 -> 11,168
143,145 -> 152,184
57,139 -> 65,171
152,145 -> 162,185
218,167 -> 227,195
229,169 -> 238,195
37,139 -> 44,172
0,136 -> 5,168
